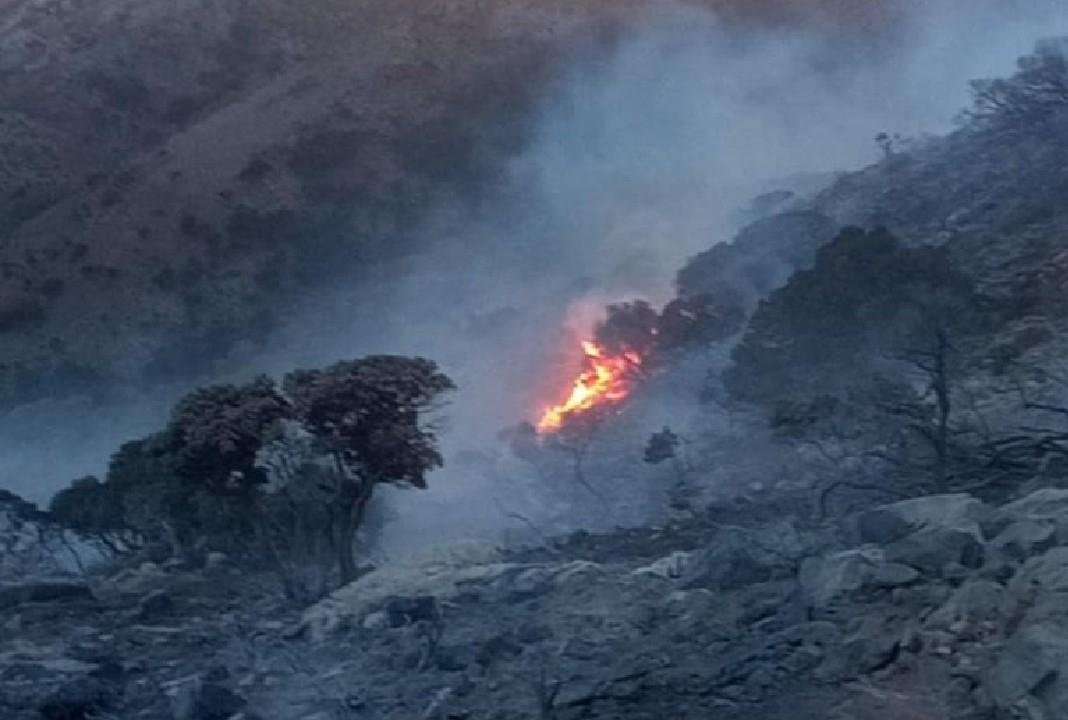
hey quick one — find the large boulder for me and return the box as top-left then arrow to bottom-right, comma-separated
632,551 -> 691,580
1000,489 -> 1068,546
102,561 -> 168,596
856,494 -> 992,544
0,642 -> 113,720
1005,547 -> 1068,624
1001,488 -> 1068,521
1011,546 -> 1068,590
800,547 -> 920,610
882,526 -> 985,577
0,490 -> 70,582
302,541 -> 516,638
984,548 -> 1068,719
989,519 -> 1059,563
925,579 -> 1010,632
825,614 -> 908,678
985,621 -> 1068,720
855,507 -> 913,545
682,522 -> 805,592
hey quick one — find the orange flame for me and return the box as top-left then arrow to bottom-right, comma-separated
537,340 -> 643,432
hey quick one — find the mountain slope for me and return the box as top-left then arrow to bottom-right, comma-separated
0,0 -> 919,407
0,0 -> 638,403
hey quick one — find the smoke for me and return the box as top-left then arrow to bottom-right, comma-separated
2,1 -> 1066,540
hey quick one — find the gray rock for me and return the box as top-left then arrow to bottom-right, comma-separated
204,552 -> 230,571
980,514 -> 1014,542
500,566 -> 555,601
1002,488 -> 1068,521
302,541 -> 508,639
774,621 -> 842,648
985,621 -> 1068,719
171,677 -> 247,720
866,494 -> 992,538
1003,484 -> 1068,546
979,547 -> 1068,718
820,615 -> 904,679
682,524 -> 800,592
632,551 -> 691,580
978,556 -> 1017,585
1010,546 -> 1068,595
942,561 -> 973,586
361,611 -> 389,630
883,527 -> 985,576
1005,547 -> 1068,627
476,634 -> 523,667
991,519 -> 1058,562
137,588 -> 175,619
925,579 -> 1009,632
855,507 -> 913,545
106,561 -> 168,596
800,548 -> 920,609
686,546 -> 774,591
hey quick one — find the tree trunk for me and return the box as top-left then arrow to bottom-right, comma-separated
336,478 -> 376,586
336,505 -> 358,584
568,446 -> 609,512
161,520 -> 186,563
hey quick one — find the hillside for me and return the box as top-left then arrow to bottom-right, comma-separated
0,0 -> 599,402
7,6 -> 1068,720
0,0 -> 909,408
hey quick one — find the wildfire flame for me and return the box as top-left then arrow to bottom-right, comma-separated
537,340 -> 643,433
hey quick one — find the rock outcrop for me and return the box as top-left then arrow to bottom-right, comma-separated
6,487 -> 1068,718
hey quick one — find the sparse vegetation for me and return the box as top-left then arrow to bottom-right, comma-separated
49,476 -> 138,558
965,37 -> 1068,129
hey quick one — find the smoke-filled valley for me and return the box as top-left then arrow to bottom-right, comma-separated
6,1 -> 1068,719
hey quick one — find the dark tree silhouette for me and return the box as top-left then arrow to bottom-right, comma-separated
283,356 -> 454,583
725,226 -> 998,498
158,375 -> 291,493
726,226 -> 982,407
643,427 -> 680,464
49,476 -> 136,557
965,38 -> 1068,129
49,356 -> 455,596
594,300 -> 659,358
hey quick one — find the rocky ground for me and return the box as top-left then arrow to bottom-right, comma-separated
5,484 -> 1068,719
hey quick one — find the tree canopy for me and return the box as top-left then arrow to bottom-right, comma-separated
50,355 -> 455,596
725,226 -> 984,406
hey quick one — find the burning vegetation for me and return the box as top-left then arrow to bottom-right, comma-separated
537,339 -> 644,433
535,293 -> 748,434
